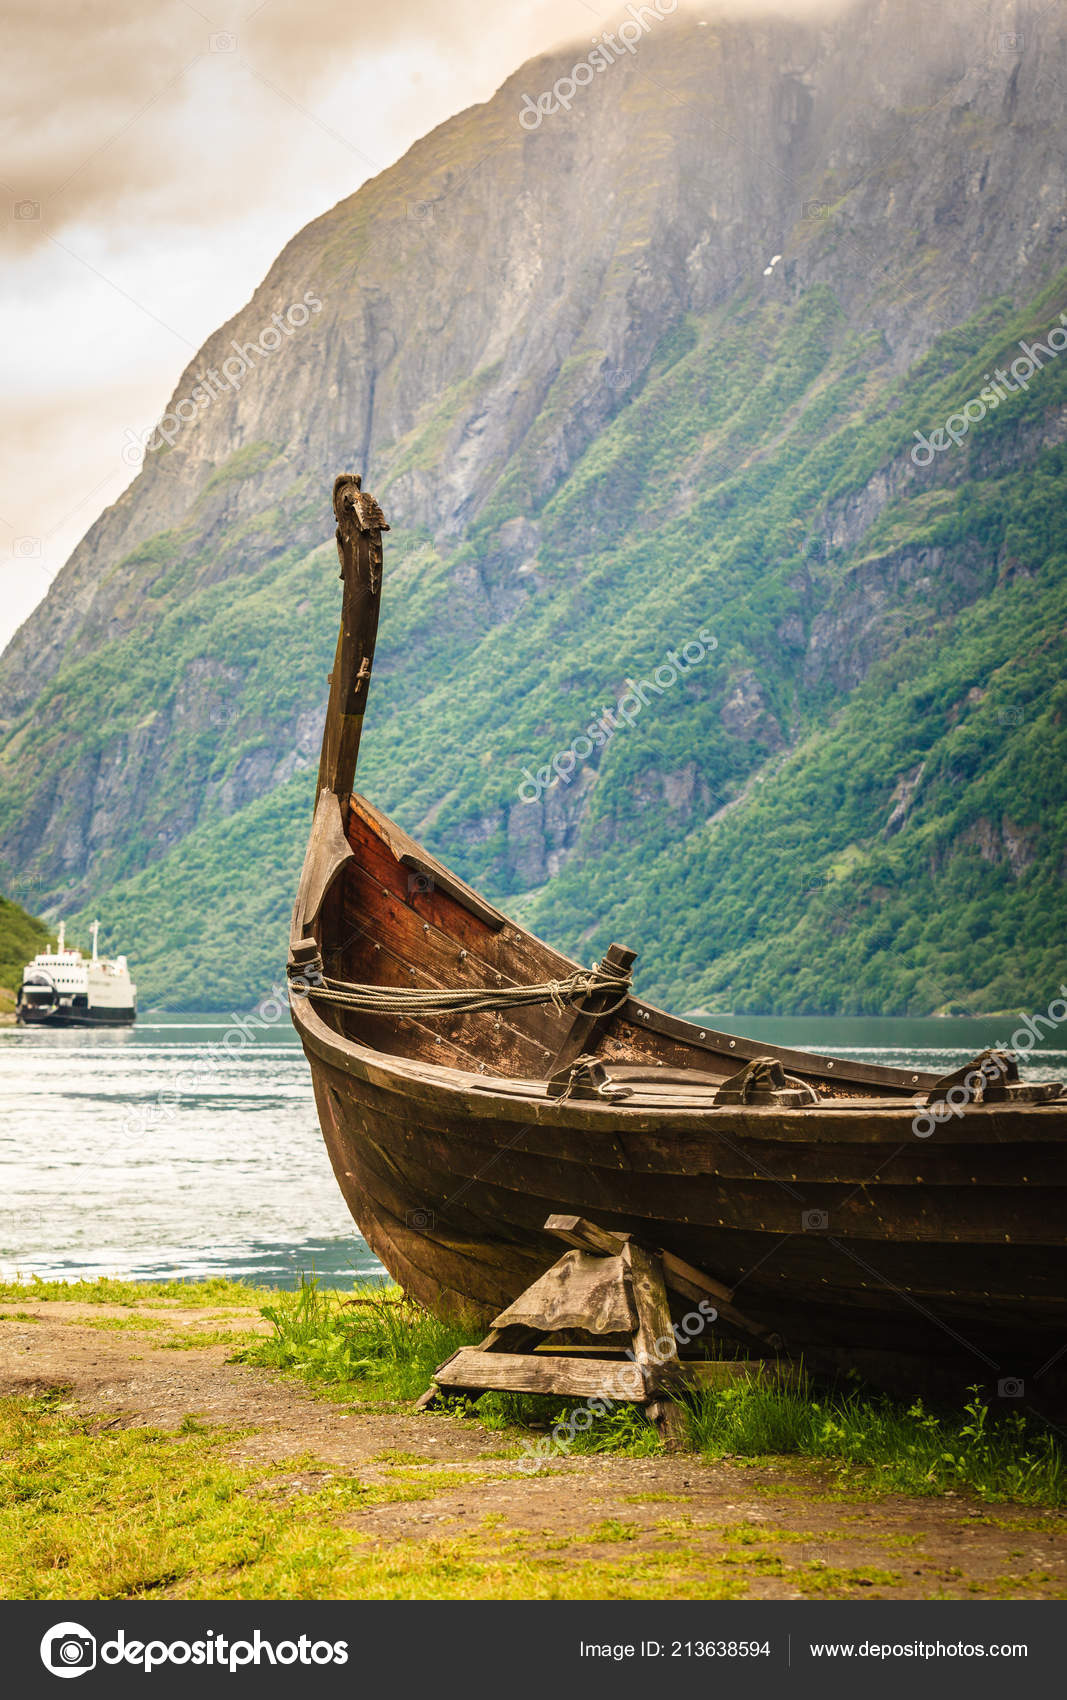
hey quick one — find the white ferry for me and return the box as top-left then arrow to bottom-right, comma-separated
16,920 -> 137,1027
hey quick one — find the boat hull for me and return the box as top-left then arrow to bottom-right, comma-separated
296,998 -> 1067,1396
16,1004 -> 136,1027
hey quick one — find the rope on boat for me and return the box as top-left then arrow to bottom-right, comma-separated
291,965 -> 633,1019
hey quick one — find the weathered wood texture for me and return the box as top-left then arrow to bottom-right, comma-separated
290,787 -> 354,955
433,1348 -> 646,1402
492,1251 -> 635,1335
317,475 -> 388,799
624,1242 -> 681,1395
547,943 -> 637,1078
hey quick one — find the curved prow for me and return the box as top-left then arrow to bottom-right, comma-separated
317,473 -> 390,798
289,474 -> 389,974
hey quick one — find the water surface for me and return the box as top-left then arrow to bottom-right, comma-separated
0,1012 -> 383,1287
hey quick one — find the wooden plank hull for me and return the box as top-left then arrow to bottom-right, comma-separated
294,996 -> 1067,1387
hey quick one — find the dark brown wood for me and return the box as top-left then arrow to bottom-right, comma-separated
544,1215 -> 631,1257
290,787 -> 354,954
623,1242 -> 679,1397
643,1397 -> 688,1448
350,797 -> 510,938
317,475 -> 388,799
287,472 -> 1067,1406
479,1325 -> 544,1352
713,1055 -> 817,1108
433,1348 -> 646,1402
420,1229 -> 767,1440
925,1049 -> 1063,1106
546,943 -> 637,1083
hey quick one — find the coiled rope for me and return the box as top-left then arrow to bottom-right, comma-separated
291,965 -> 632,1019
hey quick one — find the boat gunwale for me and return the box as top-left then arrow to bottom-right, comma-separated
290,993 -> 1067,1144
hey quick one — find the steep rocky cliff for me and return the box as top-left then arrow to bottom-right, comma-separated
2,0 -> 1066,1012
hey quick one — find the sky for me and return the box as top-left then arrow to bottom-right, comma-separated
0,0 -> 841,655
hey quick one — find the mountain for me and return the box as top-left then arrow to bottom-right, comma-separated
2,0 -> 1067,1015
0,894 -> 53,1016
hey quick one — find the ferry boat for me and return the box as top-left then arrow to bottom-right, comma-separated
16,920 -> 137,1028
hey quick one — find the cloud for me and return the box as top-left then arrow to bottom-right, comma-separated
2,0 -> 857,241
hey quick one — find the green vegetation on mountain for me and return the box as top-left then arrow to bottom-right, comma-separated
0,894 -> 52,1013
41,269 -> 1067,1016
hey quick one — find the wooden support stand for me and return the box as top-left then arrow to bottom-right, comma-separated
416,1216 -> 790,1447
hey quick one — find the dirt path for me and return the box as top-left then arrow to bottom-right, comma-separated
2,1300 -> 1064,1600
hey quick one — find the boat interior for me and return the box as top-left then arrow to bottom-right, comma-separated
291,788 -> 966,1111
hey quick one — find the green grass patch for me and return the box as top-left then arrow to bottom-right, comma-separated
71,1314 -> 165,1332
0,1391 -> 498,1599
159,1329 -> 259,1351
235,1280 -> 480,1402
0,1392 -> 748,1600
622,1492 -> 692,1504
0,1276 -> 273,1309
683,1381 -> 1066,1506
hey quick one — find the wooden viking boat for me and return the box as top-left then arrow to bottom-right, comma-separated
288,475 -> 1067,1401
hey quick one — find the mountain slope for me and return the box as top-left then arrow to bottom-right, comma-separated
2,0 -> 1066,1014
0,894 -> 53,1015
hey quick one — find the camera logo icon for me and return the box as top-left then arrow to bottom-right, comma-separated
40,1622 -> 96,1679
407,871 -> 435,896
802,1209 -> 829,1232
997,1376 -> 1025,1398
407,1207 -> 436,1230
13,537 -> 42,558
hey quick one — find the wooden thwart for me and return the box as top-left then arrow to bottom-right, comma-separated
416,1214 -> 789,1444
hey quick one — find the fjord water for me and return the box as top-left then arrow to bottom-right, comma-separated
0,1013 -> 384,1288
2,1011 -> 1065,1287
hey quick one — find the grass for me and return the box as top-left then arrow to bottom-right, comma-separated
0,1275 -> 271,1308
238,1279 -> 1066,1506
682,1380 -> 1066,1506
0,1390 -> 760,1601
0,1390 -> 524,1600
5,1276 -> 1065,1510
235,1280 -> 478,1403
